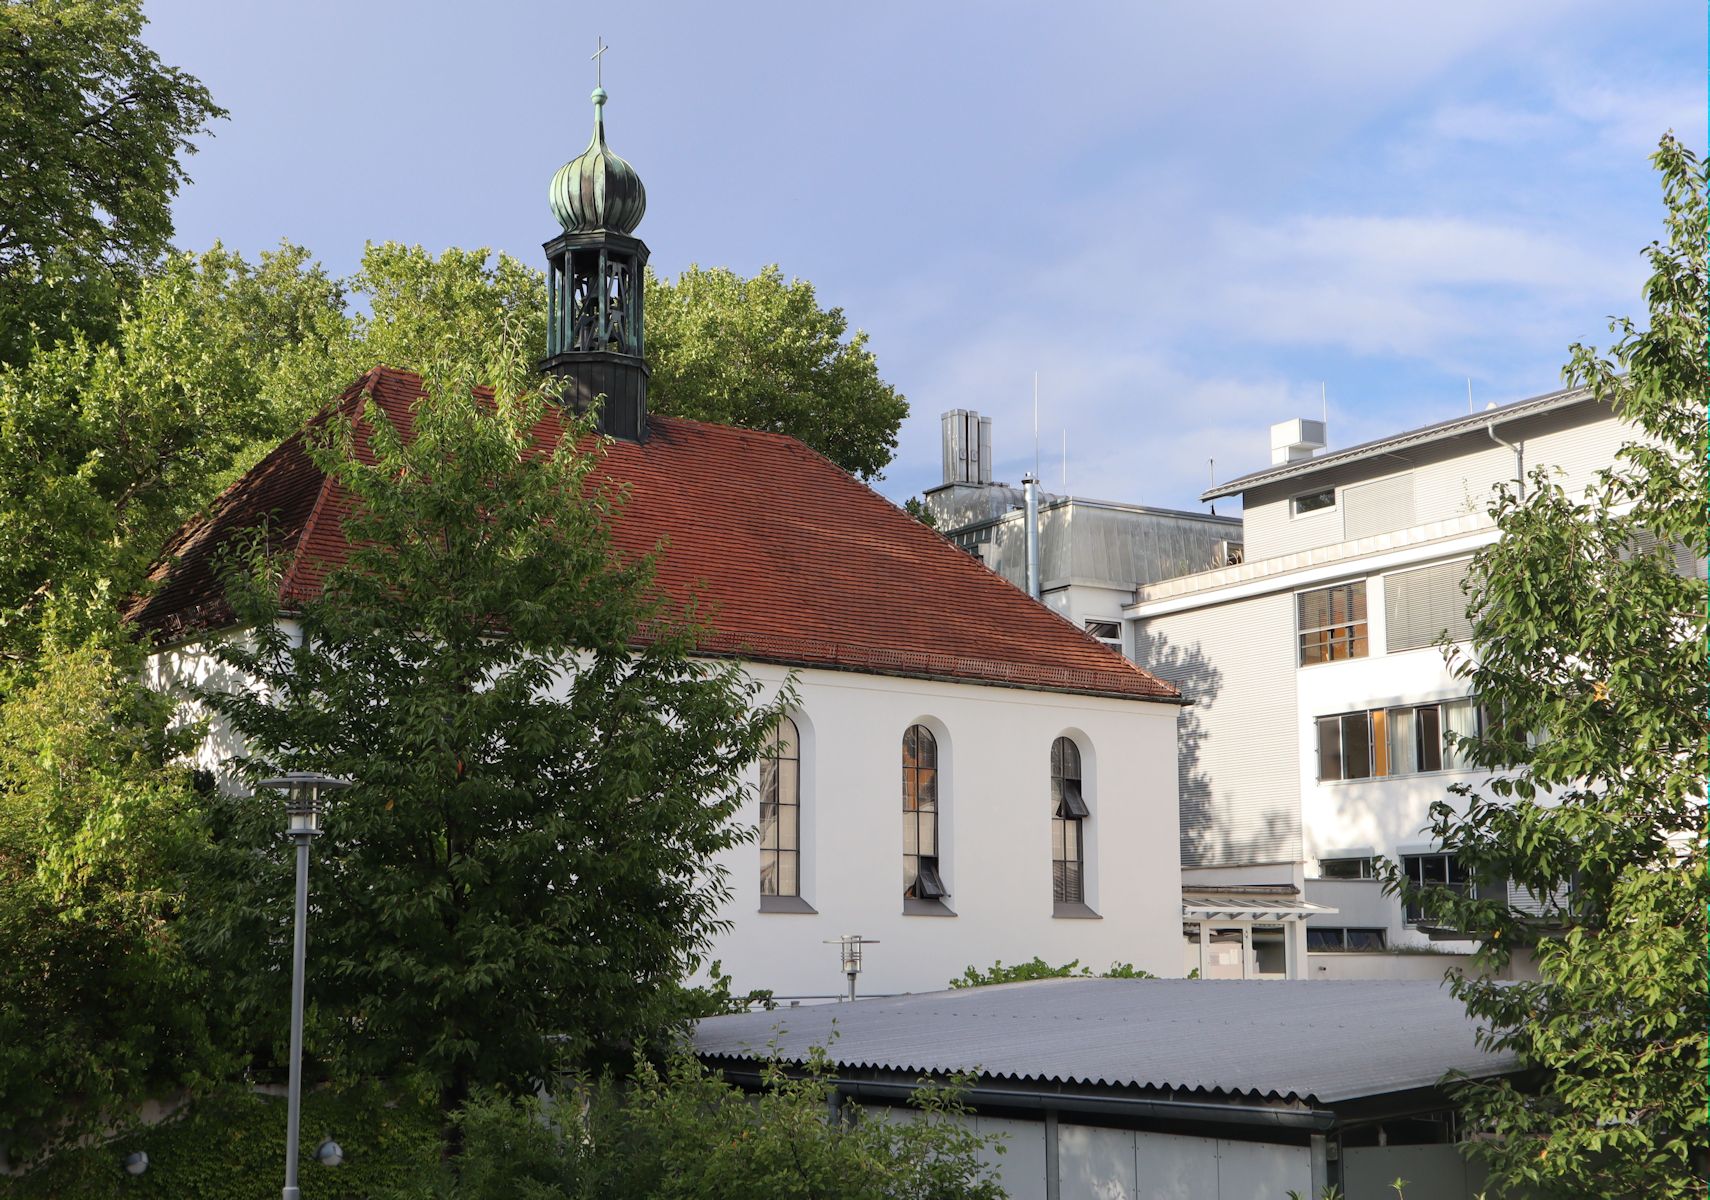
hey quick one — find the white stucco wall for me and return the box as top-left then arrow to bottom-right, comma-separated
145,636 -> 1185,1000
716,664 -> 1184,999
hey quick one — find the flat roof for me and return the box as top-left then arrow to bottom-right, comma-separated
1201,385 -> 1597,502
694,977 -> 1517,1106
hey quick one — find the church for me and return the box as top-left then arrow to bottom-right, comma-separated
130,81 -> 1187,999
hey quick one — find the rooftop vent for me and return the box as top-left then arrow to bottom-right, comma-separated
1270,418 -> 1327,465
941,409 -> 995,485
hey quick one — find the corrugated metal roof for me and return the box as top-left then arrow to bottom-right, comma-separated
693,978 -> 1517,1105
1201,385 -> 1596,502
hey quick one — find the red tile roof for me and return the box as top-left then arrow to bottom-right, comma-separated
129,367 -> 1180,703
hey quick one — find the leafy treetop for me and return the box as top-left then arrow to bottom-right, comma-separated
645,264 -> 908,481
0,0 -> 226,367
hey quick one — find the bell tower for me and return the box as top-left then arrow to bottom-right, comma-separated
541,45 -> 649,441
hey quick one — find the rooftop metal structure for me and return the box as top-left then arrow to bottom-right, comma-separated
1201,385 -> 1597,502
694,978 -> 1516,1107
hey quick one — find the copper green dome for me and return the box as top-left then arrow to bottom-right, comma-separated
549,87 -> 646,235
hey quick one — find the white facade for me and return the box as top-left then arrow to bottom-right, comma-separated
1127,391 -> 1632,970
147,640 -> 1186,1002
716,663 -> 1184,998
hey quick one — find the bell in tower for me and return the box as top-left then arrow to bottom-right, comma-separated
542,56 -> 650,440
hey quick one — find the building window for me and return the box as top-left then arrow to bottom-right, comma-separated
902,724 -> 945,900
1297,582 -> 1368,665
1085,619 -> 1121,649
1051,737 -> 1089,903
1317,698 -> 1484,782
1441,698 -> 1483,769
758,716 -> 800,898
1400,853 -> 1505,925
1306,927 -> 1387,952
1319,856 -> 1376,880
1385,559 -> 1474,652
1316,710 -> 1373,781
1292,488 -> 1336,515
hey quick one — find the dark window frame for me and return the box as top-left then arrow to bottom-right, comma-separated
1051,736 -> 1087,904
758,716 -> 802,899
902,724 -> 944,900
1306,927 -> 1388,952
1400,852 -> 1503,925
1292,488 -> 1337,516
1084,619 -> 1122,647
1316,698 -> 1484,782
1297,581 -> 1369,666
1319,857 -> 1377,880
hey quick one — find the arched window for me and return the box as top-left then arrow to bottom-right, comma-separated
759,717 -> 801,897
1052,737 -> 1089,904
902,724 -> 945,899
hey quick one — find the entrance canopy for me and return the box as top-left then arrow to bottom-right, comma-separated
1183,892 -> 1339,923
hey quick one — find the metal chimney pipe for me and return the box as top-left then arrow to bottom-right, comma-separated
1022,474 -> 1042,601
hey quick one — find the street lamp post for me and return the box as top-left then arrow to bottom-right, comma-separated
258,771 -> 351,1200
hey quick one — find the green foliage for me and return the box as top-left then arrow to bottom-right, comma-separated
950,957 -> 1153,988
902,496 -> 939,528
193,330 -> 781,1117
1387,136 -> 1708,1198
0,0 -> 225,367
447,1050 -> 1005,1200
0,1083 -> 441,1198
645,264 -> 908,480
0,640 -> 224,1159
0,242 -> 346,657
259,242 -> 544,419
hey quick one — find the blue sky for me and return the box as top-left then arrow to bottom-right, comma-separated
145,1 -> 1704,513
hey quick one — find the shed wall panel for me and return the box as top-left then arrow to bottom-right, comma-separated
1213,1137 -> 1312,1199
1060,1123 -> 1139,1200
1132,1130 -> 1220,1199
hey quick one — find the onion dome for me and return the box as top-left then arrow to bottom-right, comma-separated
549,87 -> 646,235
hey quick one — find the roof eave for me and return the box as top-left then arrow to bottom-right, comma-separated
1199,385 -> 1598,502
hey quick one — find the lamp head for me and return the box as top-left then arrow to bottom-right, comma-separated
258,771 -> 352,838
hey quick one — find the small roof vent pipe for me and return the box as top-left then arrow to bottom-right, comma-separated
1022,474 -> 1042,601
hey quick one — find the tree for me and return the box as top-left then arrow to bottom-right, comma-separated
950,957 -> 1151,988
451,1050 -> 1005,1200
903,496 -> 939,528
1390,135 -> 1707,1198
194,335 -> 781,1131
0,242 -> 345,658
0,0 -> 225,367
0,637 -> 223,1160
644,264 -> 908,480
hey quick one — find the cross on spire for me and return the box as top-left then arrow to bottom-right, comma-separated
591,37 -> 607,88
